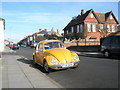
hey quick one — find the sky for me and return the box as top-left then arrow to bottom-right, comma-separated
1,2 -> 119,43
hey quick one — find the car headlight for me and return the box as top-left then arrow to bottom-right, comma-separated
51,58 -> 56,63
73,55 -> 79,60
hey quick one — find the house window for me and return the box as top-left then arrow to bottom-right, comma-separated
90,13 -> 94,18
92,24 -> 96,32
77,25 -> 79,33
71,26 -> 74,33
87,24 -> 91,32
80,24 -> 83,32
112,25 -> 115,32
100,24 -> 103,30
110,15 -> 113,19
107,25 -> 110,32
66,30 -> 68,34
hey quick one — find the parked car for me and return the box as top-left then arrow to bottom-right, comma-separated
30,42 -> 38,48
101,35 -> 120,58
11,44 -> 19,50
21,44 -> 27,47
33,40 -> 80,73
8,44 -> 13,49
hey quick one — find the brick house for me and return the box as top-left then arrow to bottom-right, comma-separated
63,9 -> 119,41
32,29 -> 48,43
27,35 -> 33,46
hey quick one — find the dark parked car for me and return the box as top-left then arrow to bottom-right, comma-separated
20,44 -> 26,47
101,35 -> 120,58
12,44 -> 19,50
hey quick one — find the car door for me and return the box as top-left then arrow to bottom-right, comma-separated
110,36 -> 120,54
102,37 -> 111,51
36,43 -> 44,65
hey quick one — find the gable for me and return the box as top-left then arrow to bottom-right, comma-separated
106,14 -> 118,24
85,12 -> 98,23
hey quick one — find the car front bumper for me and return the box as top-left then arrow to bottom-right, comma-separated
49,61 -> 80,70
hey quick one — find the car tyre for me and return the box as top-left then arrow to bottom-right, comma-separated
44,61 -> 50,73
33,56 -> 37,65
104,50 -> 110,58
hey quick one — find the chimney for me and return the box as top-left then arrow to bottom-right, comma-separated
81,9 -> 84,15
57,29 -> 61,35
44,29 -> 47,31
39,29 -> 42,31
51,27 -> 54,32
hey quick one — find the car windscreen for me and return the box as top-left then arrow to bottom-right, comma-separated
44,42 -> 64,49
13,44 -> 18,46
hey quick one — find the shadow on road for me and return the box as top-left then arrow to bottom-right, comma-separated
78,52 -> 120,60
17,58 -> 47,73
17,58 -> 65,74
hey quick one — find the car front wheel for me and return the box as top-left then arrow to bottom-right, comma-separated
104,50 -> 110,58
43,61 -> 50,73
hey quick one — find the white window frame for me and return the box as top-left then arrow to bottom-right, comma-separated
107,25 -> 110,32
100,24 -> 103,30
66,30 -> 68,34
87,24 -> 91,32
90,13 -> 94,18
80,24 -> 83,32
112,25 -> 115,32
77,25 -> 79,33
110,15 -> 113,19
92,24 -> 96,32
71,26 -> 74,33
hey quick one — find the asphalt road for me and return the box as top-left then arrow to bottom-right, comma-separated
15,47 -> 119,88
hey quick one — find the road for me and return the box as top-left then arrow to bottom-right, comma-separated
15,47 -> 119,88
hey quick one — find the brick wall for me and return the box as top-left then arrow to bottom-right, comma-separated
64,41 -> 100,48
86,32 -> 100,40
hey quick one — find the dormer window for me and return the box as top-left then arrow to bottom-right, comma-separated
110,15 -> 113,19
90,13 -> 94,18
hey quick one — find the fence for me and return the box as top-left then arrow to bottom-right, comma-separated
64,39 -> 100,47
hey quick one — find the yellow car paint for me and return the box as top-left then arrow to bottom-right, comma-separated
33,40 -> 80,70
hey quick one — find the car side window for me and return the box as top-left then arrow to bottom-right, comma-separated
102,37 -> 111,44
110,37 -> 117,44
38,44 -> 43,51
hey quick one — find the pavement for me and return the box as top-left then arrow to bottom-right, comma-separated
1,46 -> 63,89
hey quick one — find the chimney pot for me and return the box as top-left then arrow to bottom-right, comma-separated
81,9 -> 84,15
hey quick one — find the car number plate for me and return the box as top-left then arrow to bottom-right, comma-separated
62,63 -> 74,67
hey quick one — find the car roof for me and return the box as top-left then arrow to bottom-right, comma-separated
39,40 -> 61,44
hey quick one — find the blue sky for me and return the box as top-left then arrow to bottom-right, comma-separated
1,2 -> 119,43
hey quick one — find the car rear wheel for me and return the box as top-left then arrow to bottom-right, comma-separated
104,50 -> 110,58
43,61 -> 50,73
33,56 -> 37,65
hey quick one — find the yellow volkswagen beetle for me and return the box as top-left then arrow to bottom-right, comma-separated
33,40 -> 80,72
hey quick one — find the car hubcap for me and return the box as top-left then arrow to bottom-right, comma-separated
105,51 -> 109,57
